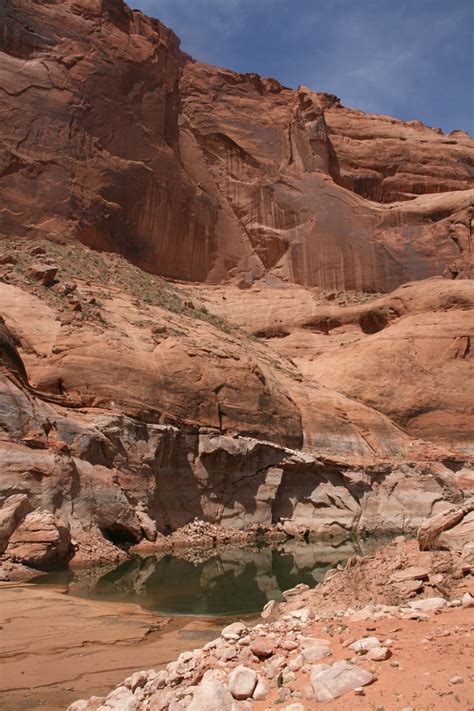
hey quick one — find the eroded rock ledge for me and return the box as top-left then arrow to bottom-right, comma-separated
1,372 -> 472,574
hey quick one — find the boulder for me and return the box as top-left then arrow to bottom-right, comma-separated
311,661 -> 374,702
302,643 -> 332,663
407,597 -> 447,612
252,676 -> 269,700
222,622 -> 248,641
261,599 -> 280,620
367,646 -> 391,661
349,637 -> 381,652
136,509 -> 157,542
0,494 -> 32,554
187,681 -> 237,711
250,637 -> 274,659
418,498 -> 474,552
228,666 -> 258,700
462,592 -> 474,608
5,509 -> 73,569
26,264 -> 58,287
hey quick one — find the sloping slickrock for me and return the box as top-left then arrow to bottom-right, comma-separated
0,347 -> 471,560
0,279 -> 410,455
0,0 -> 473,573
185,278 -> 474,451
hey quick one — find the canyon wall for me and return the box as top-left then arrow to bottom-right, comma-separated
1,0 -> 472,290
0,0 -> 473,570
1,362 -> 471,564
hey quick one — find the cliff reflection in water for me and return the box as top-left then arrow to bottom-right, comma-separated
38,539 -> 379,616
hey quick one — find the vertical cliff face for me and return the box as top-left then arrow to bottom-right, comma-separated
0,0 -> 473,575
1,0 -> 473,292
0,0 -> 261,282
179,61 -> 473,290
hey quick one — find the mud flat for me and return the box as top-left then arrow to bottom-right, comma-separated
0,584 -> 224,711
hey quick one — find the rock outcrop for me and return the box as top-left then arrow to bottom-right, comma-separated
0,341 -> 472,567
5,508 -> 73,569
0,494 -> 31,554
418,497 -> 474,565
1,0 -> 472,290
197,277 -> 474,452
0,0 -> 473,571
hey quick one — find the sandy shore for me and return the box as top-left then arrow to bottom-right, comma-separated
0,583 -> 226,711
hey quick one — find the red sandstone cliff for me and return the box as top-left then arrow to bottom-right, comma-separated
1,0 -> 473,290
0,0 -> 473,570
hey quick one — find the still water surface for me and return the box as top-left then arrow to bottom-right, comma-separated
35,538 -> 382,616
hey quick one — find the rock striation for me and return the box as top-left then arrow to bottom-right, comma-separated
1,0 -> 472,290
0,0 -> 473,572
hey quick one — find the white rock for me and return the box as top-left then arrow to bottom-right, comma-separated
367,646 -> 391,661
67,702 -> 90,711
449,676 -> 464,685
168,701 -> 185,711
124,670 -> 149,692
282,584 -> 310,600
143,690 -> 171,711
203,638 -> 220,651
261,599 -> 280,619
201,669 -> 225,683
144,669 -> 167,693
308,663 -> 330,676
103,692 -> 139,710
228,666 -> 258,700
285,607 -> 315,622
177,651 -> 194,665
349,637 -> 381,652
407,597 -> 447,611
221,622 -> 248,641
462,592 -> 474,608
448,599 -> 461,607
280,639 -> 299,651
302,644 -> 332,663
284,704 -> 305,711
350,605 -> 376,622
311,661 -> 374,702
187,681 -> 237,711
252,676 -> 269,700
300,636 -> 329,648
288,655 -> 304,672
219,645 -> 238,661
104,686 -> 139,710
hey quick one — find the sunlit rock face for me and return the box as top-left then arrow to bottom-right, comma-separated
1,0 -> 473,290
0,0 -> 473,570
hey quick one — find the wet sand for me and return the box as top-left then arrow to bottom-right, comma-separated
0,583 -> 225,711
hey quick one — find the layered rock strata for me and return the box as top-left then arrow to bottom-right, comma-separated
1,0 -> 472,290
0,0 -> 473,574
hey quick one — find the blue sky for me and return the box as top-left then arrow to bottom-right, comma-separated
131,0 -> 473,135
